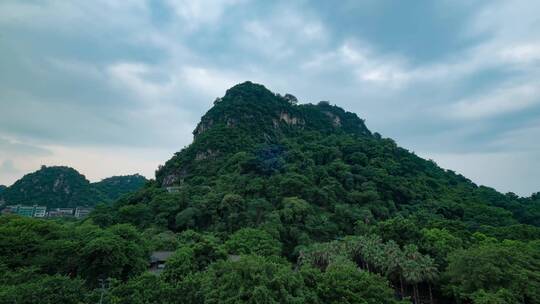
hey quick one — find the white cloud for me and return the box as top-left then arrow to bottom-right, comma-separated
107,62 -> 177,102
0,160 -> 19,175
181,66 -> 243,98
446,83 -> 540,120
165,0 -> 245,30
239,7 -> 328,60
0,0 -> 148,32
302,41 -> 411,88
0,136 -> 52,157
500,43 -> 540,64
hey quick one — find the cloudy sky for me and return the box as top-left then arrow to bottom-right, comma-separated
1,0 -> 539,196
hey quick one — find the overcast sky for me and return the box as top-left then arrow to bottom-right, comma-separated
1,0 -> 539,196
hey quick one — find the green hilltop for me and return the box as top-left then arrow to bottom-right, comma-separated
0,165 -> 147,208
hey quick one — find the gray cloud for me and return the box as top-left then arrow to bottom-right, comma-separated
0,160 -> 19,173
0,0 -> 539,195
0,137 -> 52,157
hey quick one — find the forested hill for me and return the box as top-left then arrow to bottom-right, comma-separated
0,166 -> 147,208
93,174 -> 148,201
1,82 -> 539,303
151,81 -> 538,229
0,185 -> 6,194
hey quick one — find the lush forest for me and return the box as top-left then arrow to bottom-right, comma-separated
0,166 -> 147,209
1,82 -> 539,303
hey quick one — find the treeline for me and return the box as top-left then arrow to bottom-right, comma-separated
1,214 -> 539,303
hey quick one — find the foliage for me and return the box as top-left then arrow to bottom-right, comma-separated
316,259 -> 401,304
93,174 -> 148,201
224,228 -> 282,256
0,268 -> 88,304
197,255 -> 308,304
444,240 -> 540,303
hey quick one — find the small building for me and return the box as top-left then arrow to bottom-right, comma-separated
149,251 -> 174,274
1,205 -> 19,215
47,210 -> 62,217
57,208 -> 74,216
166,186 -> 182,193
17,205 -> 36,217
75,207 -> 93,218
2,205 -> 48,217
33,206 -> 47,217
48,208 -> 74,217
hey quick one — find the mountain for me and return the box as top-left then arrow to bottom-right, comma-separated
0,166 -> 147,208
119,81 -> 537,234
0,185 -> 6,194
94,174 -> 148,201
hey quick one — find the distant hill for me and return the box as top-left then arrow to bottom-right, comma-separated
94,174 -> 148,201
0,185 -> 6,194
0,166 -> 147,208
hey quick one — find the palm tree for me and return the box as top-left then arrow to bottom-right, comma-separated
402,244 -> 423,303
419,255 -> 438,304
358,235 -> 382,272
380,240 -> 406,298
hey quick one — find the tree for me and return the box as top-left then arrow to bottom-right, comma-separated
78,224 -> 149,284
198,255 -> 307,303
224,228 -> 282,257
419,255 -> 438,304
90,203 -> 116,227
176,230 -> 227,271
379,240 -> 406,298
317,259 -> 400,304
444,241 -> 540,303
109,273 -> 180,304
378,216 -> 422,246
420,228 -> 462,267
401,245 -> 423,303
219,194 -> 246,232
118,203 -> 152,227
161,246 -> 197,284
470,289 -> 518,304
175,207 -> 200,230
0,272 -> 87,304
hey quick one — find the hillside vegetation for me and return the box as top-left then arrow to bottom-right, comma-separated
1,82 -> 539,303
